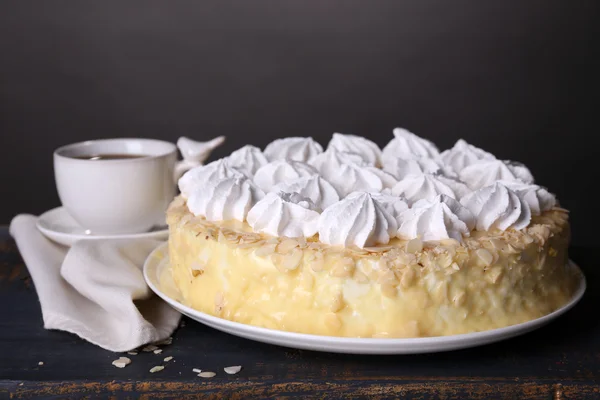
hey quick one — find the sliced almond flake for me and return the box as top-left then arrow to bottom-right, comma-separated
150,366 -> 165,373
296,236 -> 307,248
127,351 -> 138,356
476,248 -> 493,266
237,241 -> 261,249
309,257 -> 324,272
164,356 -> 173,362
254,243 -> 277,257
156,337 -> 173,346
348,246 -> 369,255
276,238 -> 299,254
112,357 -> 131,368
198,371 -> 216,378
142,344 -> 159,352
241,233 -> 260,242
192,368 -> 202,373
224,366 -> 242,375
280,248 -> 303,270
38,361 -> 44,366
363,246 -> 394,253
153,349 -> 163,354
405,238 -> 423,254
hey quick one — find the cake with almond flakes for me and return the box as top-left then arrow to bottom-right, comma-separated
166,129 -> 577,338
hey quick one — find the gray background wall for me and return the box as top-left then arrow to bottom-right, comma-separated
0,1 -> 597,245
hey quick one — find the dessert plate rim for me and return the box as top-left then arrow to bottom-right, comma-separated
144,242 -> 586,354
37,207 -> 169,247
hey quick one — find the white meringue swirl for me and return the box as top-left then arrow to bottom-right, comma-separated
382,127 -> 439,164
365,167 -> 398,190
460,182 -> 531,231
226,145 -> 268,176
397,194 -> 475,242
253,160 -> 318,192
178,159 -> 246,199
187,177 -> 264,222
369,192 -> 409,225
383,157 -> 454,180
310,149 -> 366,170
390,173 -> 464,205
247,192 -> 320,237
318,192 -> 398,248
440,139 -> 496,171
263,137 -> 323,162
180,130 -> 557,248
273,175 -> 339,210
436,175 -> 472,199
497,180 -> 556,215
505,161 -> 535,184
459,159 -> 535,190
309,150 -> 383,196
327,133 -> 382,166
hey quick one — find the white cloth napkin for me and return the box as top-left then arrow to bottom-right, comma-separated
9,214 -> 181,352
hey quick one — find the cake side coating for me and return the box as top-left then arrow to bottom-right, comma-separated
167,196 -> 576,338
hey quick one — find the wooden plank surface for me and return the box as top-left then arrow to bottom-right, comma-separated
0,227 -> 598,399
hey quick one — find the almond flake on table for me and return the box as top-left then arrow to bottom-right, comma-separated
111,357 -> 131,369
142,345 -> 159,352
153,349 -> 163,354
224,366 -> 242,375
38,361 -> 44,366
164,356 -> 173,362
150,366 -> 165,373
127,351 -> 138,356
192,368 -> 202,373
198,371 -> 216,378
156,337 -> 173,346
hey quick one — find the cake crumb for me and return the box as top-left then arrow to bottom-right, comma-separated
150,366 -> 165,373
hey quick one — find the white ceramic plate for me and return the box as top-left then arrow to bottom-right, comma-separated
37,207 -> 169,247
144,242 -> 586,355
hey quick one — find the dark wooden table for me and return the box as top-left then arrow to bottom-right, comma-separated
0,227 -> 598,399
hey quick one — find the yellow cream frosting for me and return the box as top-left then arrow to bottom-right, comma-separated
166,196 -> 577,338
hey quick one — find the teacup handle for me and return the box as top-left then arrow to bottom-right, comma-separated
174,136 -> 226,182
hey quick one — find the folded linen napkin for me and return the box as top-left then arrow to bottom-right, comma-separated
9,214 -> 181,352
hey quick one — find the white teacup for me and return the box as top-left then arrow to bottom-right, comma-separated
53,136 -> 224,235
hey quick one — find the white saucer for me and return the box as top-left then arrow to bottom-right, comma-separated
37,207 -> 169,247
144,242 -> 586,355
